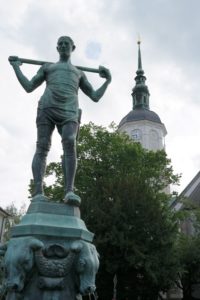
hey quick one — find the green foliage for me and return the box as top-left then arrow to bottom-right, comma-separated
0,203 -> 25,288
177,234 -> 200,299
33,122 -> 180,299
3,203 -> 25,241
175,203 -> 200,300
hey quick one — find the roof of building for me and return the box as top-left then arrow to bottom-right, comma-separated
171,171 -> 200,211
118,108 -> 162,128
180,171 -> 200,205
0,207 -> 11,217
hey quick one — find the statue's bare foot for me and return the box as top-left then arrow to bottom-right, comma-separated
63,191 -> 81,207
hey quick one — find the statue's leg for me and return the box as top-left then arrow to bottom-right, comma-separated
61,122 -> 80,206
32,124 -> 54,196
62,152 -> 67,195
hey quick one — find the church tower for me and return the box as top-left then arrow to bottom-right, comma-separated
118,41 -> 167,151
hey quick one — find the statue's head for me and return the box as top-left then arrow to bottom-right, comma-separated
57,36 -> 76,57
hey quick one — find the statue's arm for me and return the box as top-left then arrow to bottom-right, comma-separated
9,58 -> 45,93
79,66 -> 111,102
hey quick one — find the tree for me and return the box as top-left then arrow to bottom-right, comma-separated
177,234 -> 200,300
30,123 -> 180,300
3,202 -> 26,241
176,202 -> 200,300
0,203 -> 25,291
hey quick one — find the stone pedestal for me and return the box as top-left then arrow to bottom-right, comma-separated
1,197 -> 99,300
12,196 -> 93,241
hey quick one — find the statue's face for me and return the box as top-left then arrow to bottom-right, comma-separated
57,38 -> 74,57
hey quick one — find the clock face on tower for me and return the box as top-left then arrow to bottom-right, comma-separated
131,129 -> 142,142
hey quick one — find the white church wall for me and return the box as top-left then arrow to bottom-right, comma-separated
119,120 -> 166,151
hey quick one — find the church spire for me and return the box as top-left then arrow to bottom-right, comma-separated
132,40 -> 150,110
137,39 -> 143,71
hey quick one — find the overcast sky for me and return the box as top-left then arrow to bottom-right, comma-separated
1,0 -> 200,209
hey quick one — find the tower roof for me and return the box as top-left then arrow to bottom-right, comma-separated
118,108 -> 162,128
119,40 -> 164,128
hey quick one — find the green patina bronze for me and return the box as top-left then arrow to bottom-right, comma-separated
12,200 -> 94,241
0,232 -> 99,299
9,35 -> 111,206
9,56 -> 101,73
0,36 -> 110,300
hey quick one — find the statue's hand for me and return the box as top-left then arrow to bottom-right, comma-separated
99,66 -> 111,83
8,56 -> 22,67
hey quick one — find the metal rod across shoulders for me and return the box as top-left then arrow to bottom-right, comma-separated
8,56 -> 100,74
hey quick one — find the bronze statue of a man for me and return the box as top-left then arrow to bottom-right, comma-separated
9,36 -> 111,206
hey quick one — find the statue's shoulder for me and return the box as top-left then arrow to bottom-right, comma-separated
42,62 -> 54,72
69,64 -> 84,80
71,64 -> 83,75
